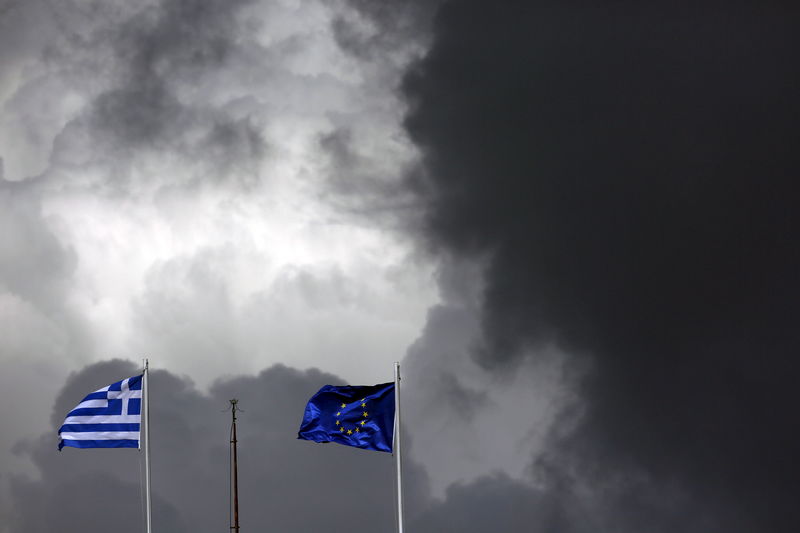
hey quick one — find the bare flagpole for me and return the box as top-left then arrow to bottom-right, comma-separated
394,362 -> 404,533
143,359 -> 152,533
230,399 -> 241,533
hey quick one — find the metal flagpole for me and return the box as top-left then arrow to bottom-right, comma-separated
230,399 -> 240,533
143,359 -> 152,533
394,362 -> 404,533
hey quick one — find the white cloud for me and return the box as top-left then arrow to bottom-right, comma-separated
0,0 -> 435,481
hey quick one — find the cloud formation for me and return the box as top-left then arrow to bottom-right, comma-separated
0,1 -> 433,376
5,1 -> 798,531
399,1 -> 800,531
0,0 -> 435,506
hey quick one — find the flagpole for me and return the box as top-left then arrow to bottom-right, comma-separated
230,399 -> 240,533
394,361 -> 404,533
143,359 -> 152,533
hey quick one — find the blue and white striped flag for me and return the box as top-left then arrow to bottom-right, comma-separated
58,374 -> 143,450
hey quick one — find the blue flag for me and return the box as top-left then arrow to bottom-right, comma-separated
298,382 -> 395,453
58,374 -> 143,451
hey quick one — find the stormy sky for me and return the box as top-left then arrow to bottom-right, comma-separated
2,1 -> 798,532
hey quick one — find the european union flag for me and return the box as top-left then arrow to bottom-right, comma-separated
298,382 -> 395,453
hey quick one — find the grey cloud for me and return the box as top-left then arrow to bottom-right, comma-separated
409,473 -> 590,533
0,181 -> 95,503
0,0 -> 270,188
1,3 -> 445,531
405,304 -> 488,423
317,128 -> 416,219
9,469 -> 187,532
416,458 -> 732,533
333,0 -> 439,61
0,181 -> 76,311
399,1 -> 800,531
0,180 -> 97,411
401,261 -> 576,496
129,243 -> 429,386
318,0 -> 440,228
82,0 -> 266,183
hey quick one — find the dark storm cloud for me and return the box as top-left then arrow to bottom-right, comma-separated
6,360 -> 430,532
400,1 -> 800,531
409,473 -> 589,533
73,0 -> 266,182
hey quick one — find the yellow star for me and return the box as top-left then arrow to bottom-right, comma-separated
361,402 -> 366,407
355,427 -> 360,433
347,429 -> 353,435
360,420 -> 366,426
336,411 -> 341,417
361,398 -> 365,402
335,420 -> 340,426
363,411 -> 368,417
340,426 -> 345,432
341,403 -> 346,408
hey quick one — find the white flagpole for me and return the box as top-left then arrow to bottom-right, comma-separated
143,359 -> 152,533
394,361 -> 404,533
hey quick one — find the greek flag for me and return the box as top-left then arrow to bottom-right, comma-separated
58,374 -> 143,450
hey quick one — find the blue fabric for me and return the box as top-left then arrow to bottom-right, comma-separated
66,399 -> 123,418
128,398 -> 141,415
59,423 -> 141,433
59,439 -> 139,449
298,383 -> 395,453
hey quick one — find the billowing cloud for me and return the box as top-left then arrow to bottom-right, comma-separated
6,0 -> 797,530
0,180 -> 90,489
0,0 -> 435,507
399,1 -> 800,531
400,256 -> 578,495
